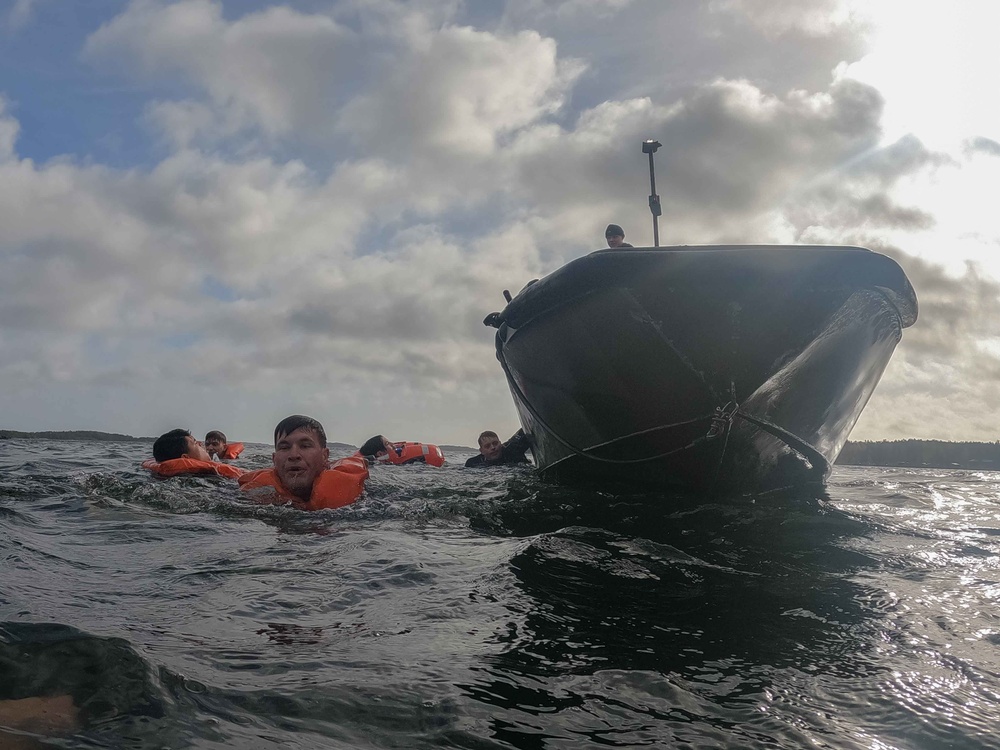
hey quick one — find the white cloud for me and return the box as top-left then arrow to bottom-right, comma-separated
710,0 -> 857,37
338,25 -> 583,158
144,100 -> 225,150
502,0 -> 635,22
0,97 -> 18,160
84,0 -> 354,140
0,95 -> 544,442
3,0 -> 1000,447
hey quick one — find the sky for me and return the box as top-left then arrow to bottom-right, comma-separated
1,0 -> 998,447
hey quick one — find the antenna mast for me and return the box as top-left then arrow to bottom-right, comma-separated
642,139 -> 662,247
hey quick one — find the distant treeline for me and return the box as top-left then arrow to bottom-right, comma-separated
0,430 -> 153,442
838,440 -> 1000,469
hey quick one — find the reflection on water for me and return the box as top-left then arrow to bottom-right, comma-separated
461,488 -> 892,748
2,439 -> 1000,748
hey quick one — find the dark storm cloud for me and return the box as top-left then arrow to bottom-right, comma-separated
853,196 -> 934,230
785,188 -> 935,236
504,75 -> 892,249
660,78 -> 883,214
843,134 -> 953,184
864,245 -> 1000,361
782,135 -> 953,243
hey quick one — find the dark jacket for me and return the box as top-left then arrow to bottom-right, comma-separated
465,430 -> 531,468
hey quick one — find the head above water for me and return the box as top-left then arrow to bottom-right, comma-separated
477,430 -> 503,462
272,415 -> 330,501
204,430 -> 227,457
153,428 -> 211,463
358,434 -> 392,458
273,415 -> 327,448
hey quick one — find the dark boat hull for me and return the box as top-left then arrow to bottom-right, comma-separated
493,245 -> 917,495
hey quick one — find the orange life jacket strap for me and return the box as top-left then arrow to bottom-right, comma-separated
142,458 -> 244,479
353,442 -> 446,467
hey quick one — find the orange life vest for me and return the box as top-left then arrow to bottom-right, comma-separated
238,456 -> 369,511
219,442 -> 245,460
142,458 -> 245,479
354,442 -> 445,467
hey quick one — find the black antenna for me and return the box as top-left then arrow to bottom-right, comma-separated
642,139 -> 662,247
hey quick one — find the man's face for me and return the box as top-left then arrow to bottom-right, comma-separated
606,234 -> 625,248
184,436 -> 212,462
204,436 -> 226,457
479,435 -> 503,462
273,427 -> 330,500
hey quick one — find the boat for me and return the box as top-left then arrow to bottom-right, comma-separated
485,244 -> 917,495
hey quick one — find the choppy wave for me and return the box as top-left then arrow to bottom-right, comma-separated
2,439 -> 1000,748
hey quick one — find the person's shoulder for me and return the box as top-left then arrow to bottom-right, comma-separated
621,242 -> 634,247
464,454 -> 485,468
501,453 -> 530,465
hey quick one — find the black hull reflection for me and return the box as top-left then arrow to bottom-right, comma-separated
493,245 -> 917,494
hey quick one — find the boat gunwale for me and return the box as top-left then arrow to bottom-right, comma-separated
498,244 -> 917,334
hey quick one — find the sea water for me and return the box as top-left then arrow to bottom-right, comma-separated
1,438 -> 999,749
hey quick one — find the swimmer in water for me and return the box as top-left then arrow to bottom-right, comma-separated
270,415 -> 331,501
204,431 -> 243,460
238,415 -> 367,509
357,435 -> 396,461
152,429 -> 211,463
464,429 -> 532,468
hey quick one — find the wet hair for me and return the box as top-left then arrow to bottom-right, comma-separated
153,429 -> 193,462
204,430 -> 226,443
358,435 -> 389,457
605,223 -> 625,238
478,430 -> 499,446
274,415 -> 327,448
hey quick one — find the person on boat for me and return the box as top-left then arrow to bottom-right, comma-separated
204,430 -> 244,460
153,429 -> 212,463
357,434 -> 396,461
238,415 -> 369,510
605,224 -> 634,249
465,429 -> 532,468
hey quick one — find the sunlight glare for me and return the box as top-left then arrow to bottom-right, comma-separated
842,1 -> 1000,149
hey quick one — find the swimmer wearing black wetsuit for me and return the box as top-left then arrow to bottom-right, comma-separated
465,429 -> 531,468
